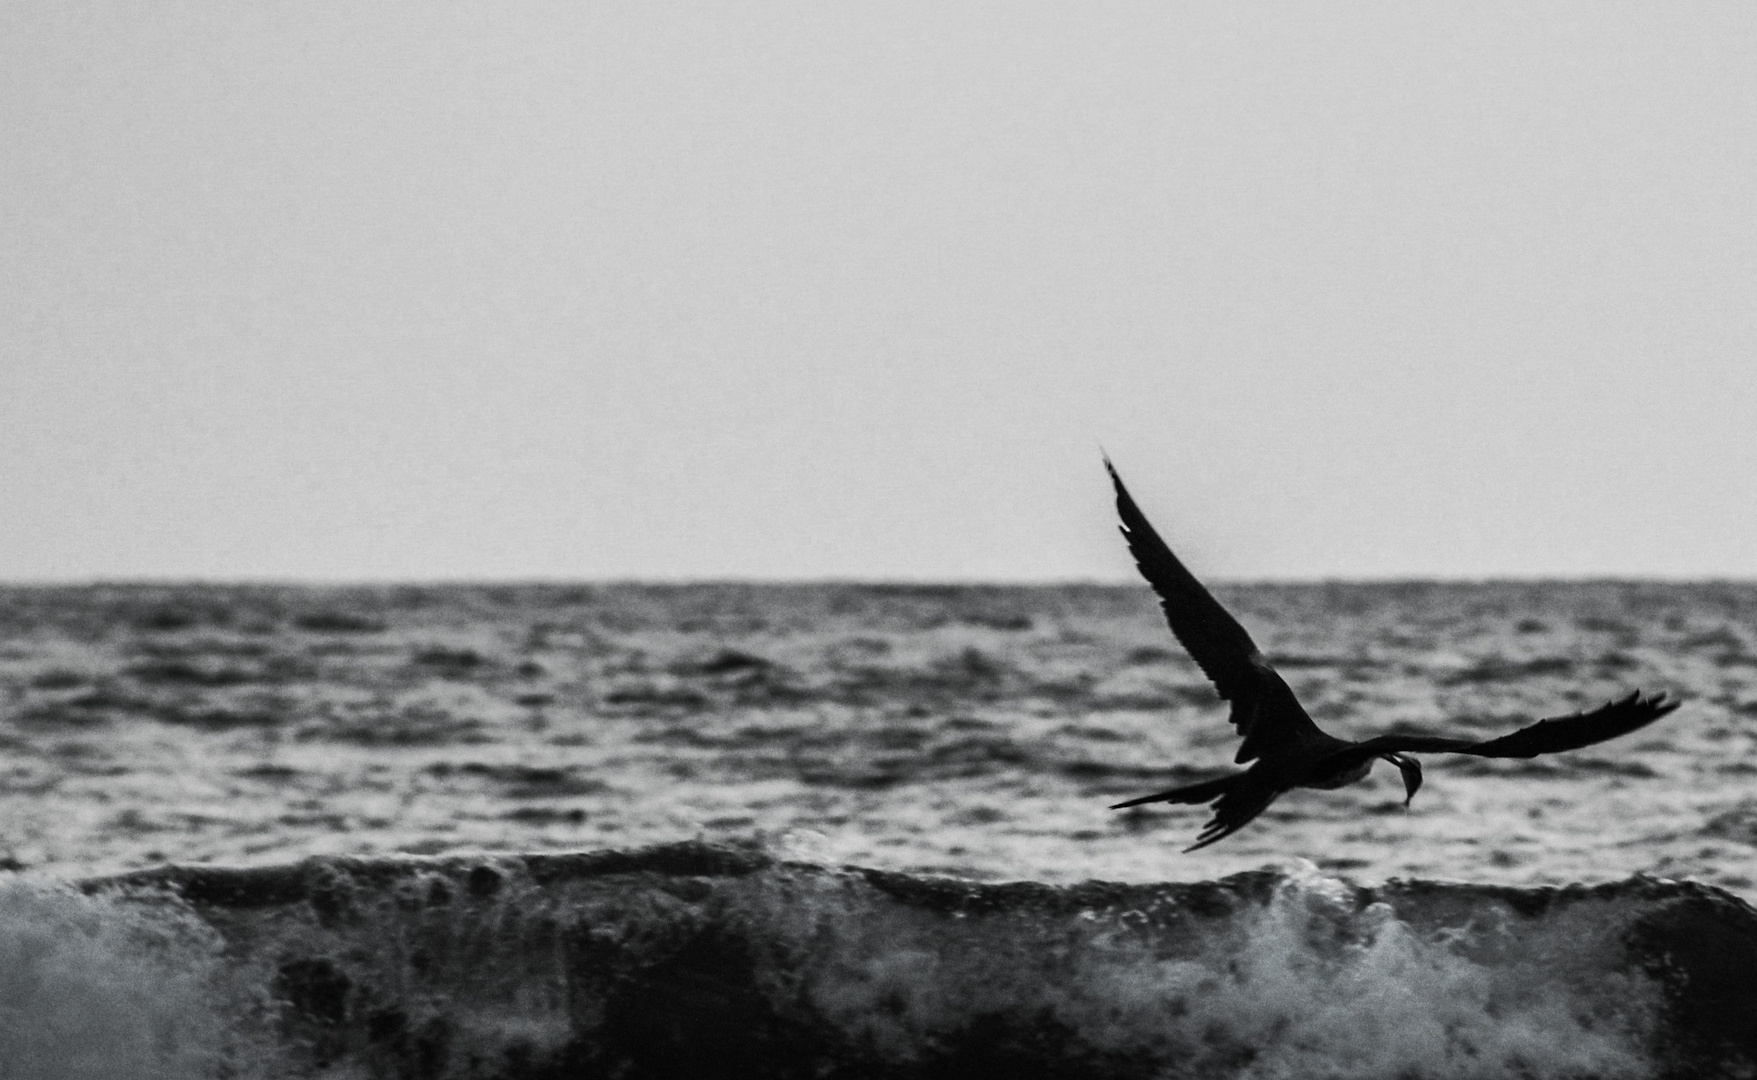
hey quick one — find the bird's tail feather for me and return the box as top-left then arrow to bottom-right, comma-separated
1109,772 -> 1241,810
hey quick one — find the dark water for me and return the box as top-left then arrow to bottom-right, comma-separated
2,582 -> 1756,1077
7,841 -> 1753,1079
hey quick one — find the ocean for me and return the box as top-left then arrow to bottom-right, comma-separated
1,581 -> 1753,1078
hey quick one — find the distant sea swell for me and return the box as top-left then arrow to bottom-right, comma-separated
5,581 -> 1756,890
4,840 -> 1753,1079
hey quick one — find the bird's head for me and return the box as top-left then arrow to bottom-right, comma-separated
1382,753 -> 1423,806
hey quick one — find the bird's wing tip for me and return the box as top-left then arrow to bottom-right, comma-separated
1626,688 -> 1678,712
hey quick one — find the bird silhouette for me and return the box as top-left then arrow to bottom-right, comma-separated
1102,459 -> 1680,851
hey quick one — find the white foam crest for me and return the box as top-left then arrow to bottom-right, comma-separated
0,880 -> 270,1080
1101,890 -> 1650,1079
806,871 -> 1660,1079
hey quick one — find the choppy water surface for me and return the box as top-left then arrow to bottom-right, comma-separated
2,581 -> 1753,896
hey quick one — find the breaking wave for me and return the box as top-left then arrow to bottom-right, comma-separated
4,841 -> 1754,1078
0,880 -> 261,1079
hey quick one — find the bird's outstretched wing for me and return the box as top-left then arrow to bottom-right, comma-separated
1458,690 -> 1678,758
1354,691 -> 1680,760
1105,458 -> 1325,763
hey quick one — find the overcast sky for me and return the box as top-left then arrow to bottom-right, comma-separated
4,3 -> 1754,582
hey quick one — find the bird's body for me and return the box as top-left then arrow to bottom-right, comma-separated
1102,459 -> 1680,851
1295,756 -> 1374,791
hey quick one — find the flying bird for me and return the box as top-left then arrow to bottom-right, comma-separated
1102,459 -> 1679,851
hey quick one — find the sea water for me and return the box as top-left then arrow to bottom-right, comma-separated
0,582 -> 1753,1077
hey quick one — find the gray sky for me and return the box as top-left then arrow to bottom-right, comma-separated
4,3 -> 1754,582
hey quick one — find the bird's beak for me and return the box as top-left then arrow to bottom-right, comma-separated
1384,753 -> 1422,806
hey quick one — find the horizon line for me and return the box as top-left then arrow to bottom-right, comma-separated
2,574 -> 1755,590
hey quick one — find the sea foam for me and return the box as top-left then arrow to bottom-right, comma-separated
0,880 -> 257,1080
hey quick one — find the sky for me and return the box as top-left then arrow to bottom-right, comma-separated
4,3 -> 1755,582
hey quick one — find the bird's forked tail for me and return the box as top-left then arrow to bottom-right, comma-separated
1109,771 -> 1243,810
